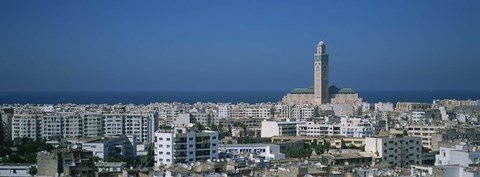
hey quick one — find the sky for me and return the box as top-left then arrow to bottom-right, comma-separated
0,0 -> 479,92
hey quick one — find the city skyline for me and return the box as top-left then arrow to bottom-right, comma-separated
1,0 -> 479,92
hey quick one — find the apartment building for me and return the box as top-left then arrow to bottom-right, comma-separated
407,125 -> 445,149
82,113 -> 103,138
63,113 -> 83,138
365,135 -> 422,168
261,120 -> 305,138
41,114 -> 64,140
219,144 -> 285,160
154,127 -> 219,166
11,114 -> 41,140
297,122 -> 340,137
339,117 -> 375,138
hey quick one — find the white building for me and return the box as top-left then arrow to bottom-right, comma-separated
63,113 -> 83,138
365,135 -> 422,167
11,114 -> 40,140
412,111 -> 425,123
219,144 -> 285,160
261,120 -> 304,138
0,163 -> 35,177
41,114 -> 63,140
374,102 -> 394,112
435,142 -> 480,167
173,113 -> 192,127
154,127 -> 219,166
218,106 -> 230,119
82,113 -> 103,138
339,117 -> 375,138
102,114 -> 124,137
297,122 -> 340,137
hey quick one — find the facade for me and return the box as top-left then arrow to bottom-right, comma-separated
431,127 -> 480,151
10,111 -> 152,143
261,120 -> 304,138
365,135 -> 422,168
102,114 -> 124,137
82,113 -> 103,138
407,125 -> 445,149
329,87 -> 362,105
297,122 -> 340,137
81,135 -> 137,160
396,102 -> 432,112
63,113 -> 83,138
41,114 -> 63,140
11,114 -> 41,141
339,117 -> 375,138
374,102 -> 394,112
219,144 -> 285,160
412,111 -> 426,123
154,127 -> 219,166
435,142 -> 480,167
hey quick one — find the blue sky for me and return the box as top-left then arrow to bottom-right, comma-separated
0,0 -> 479,91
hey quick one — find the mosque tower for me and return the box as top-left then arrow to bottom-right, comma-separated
314,40 -> 329,104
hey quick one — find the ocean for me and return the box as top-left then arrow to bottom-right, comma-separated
0,90 -> 479,105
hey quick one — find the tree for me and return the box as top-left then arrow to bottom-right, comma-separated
0,119 -> 4,144
314,106 -> 320,117
24,152 -> 37,163
270,108 -> 275,118
28,166 -> 37,176
195,123 -> 205,131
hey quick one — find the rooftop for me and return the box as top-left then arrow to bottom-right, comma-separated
289,87 -> 314,94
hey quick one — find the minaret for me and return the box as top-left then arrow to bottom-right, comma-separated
314,40 -> 329,105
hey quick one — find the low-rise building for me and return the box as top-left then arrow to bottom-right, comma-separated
219,144 -> 285,160
0,164 -> 35,177
80,135 -> 137,160
261,120 -> 304,138
435,142 -> 480,167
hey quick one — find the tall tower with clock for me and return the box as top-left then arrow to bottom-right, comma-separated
314,40 -> 329,105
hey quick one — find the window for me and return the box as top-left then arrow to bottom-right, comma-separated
167,145 -> 170,148
166,159 -> 170,162
167,138 -> 170,141
166,152 -> 170,155
189,151 -> 193,155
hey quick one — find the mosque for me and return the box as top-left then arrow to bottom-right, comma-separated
282,40 -> 362,105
